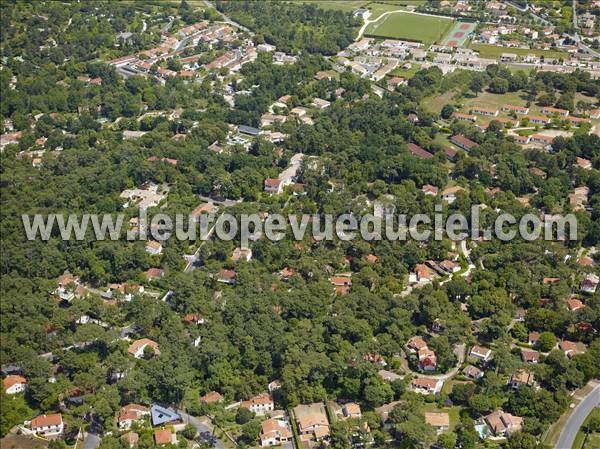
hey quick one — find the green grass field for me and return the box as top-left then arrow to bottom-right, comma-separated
470,43 -> 570,60
365,11 -> 454,44
573,408 -> 600,449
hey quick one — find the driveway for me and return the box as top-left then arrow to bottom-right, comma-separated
555,384 -> 600,449
177,410 -> 227,449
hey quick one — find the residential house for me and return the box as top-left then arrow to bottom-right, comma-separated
311,98 -> 331,109
122,432 -> 139,448
509,370 -> 536,389
3,375 -> 27,394
442,186 -> 465,204
425,412 -> 450,433
453,112 -> 477,123
217,269 -> 237,285
575,157 -> 592,170
387,76 -> 407,90
502,104 -> 529,115
411,377 -> 443,395
484,410 -> 523,436
422,184 -> 438,196
528,332 -> 540,346
145,268 -> 165,281
128,338 -> 160,359
418,347 -> 437,371
407,336 -> 428,352
581,274 -> 599,294
541,106 -> 569,117
151,405 -> 181,427
331,276 -> 352,295
154,428 -> 175,446
241,393 -> 275,416
232,247 -> 253,262
31,413 -> 64,437
378,370 -> 403,383
528,115 -> 551,125
413,263 -> 436,284
375,401 -> 403,427
200,391 -> 224,404
567,297 -> 586,312
293,403 -> 330,442
145,240 -> 163,255
439,260 -> 460,274
472,107 -> 499,117
342,403 -> 362,419
118,404 -> 150,430
260,418 -> 293,446
530,134 -> 555,148
560,341 -> 582,359
463,365 -> 484,380
407,143 -> 433,159
521,348 -> 540,363
469,345 -> 492,362
450,135 -> 478,151
264,178 -> 283,194
512,135 -> 531,145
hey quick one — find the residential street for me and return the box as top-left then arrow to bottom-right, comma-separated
555,383 -> 600,449
177,410 -> 227,449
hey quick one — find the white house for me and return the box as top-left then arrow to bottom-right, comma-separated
469,345 -> 492,362
241,393 -> 274,416
3,375 -> 27,394
31,413 -> 64,437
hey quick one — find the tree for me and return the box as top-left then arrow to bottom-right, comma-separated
536,331 -> 557,352
489,77 -> 509,94
236,407 -> 254,424
441,104 -> 455,120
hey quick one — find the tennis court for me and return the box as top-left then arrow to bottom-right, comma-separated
440,21 -> 476,47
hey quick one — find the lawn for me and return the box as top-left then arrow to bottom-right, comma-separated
389,62 -> 422,79
470,43 -> 570,60
364,11 -> 455,45
573,408 -> 600,449
423,404 -> 463,431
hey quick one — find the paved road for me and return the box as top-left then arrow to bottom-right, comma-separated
555,384 -> 600,449
177,410 -> 226,449
202,0 -> 254,35
83,431 -> 101,449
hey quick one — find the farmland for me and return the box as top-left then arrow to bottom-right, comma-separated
364,11 -> 455,45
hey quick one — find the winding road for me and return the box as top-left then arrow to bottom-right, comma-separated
555,383 -> 600,449
177,410 -> 227,449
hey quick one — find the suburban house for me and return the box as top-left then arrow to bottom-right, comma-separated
264,178 -> 283,194
528,115 -> 551,125
217,269 -> 237,285
442,186 -> 465,204
407,143 -> 433,159
581,274 -> 599,294
453,112 -> 477,122
407,336 -> 428,352
469,345 -> 492,362
502,104 -> 529,114
484,410 -> 523,436
411,377 -> 443,395
463,365 -> 484,380
31,413 -> 64,437
512,135 -> 531,145
413,263 -> 436,284
122,432 -> 139,448
260,417 -> 293,446
118,404 -> 150,430
375,401 -> 403,427
450,135 -> 478,151
232,247 -> 253,262
151,405 -> 181,427
521,348 -> 540,363
144,268 -> 164,281
154,428 -> 175,446
560,341 -> 582,359
3,375 -> 27,394
422,184 -> 438,196
567,297 -> 586,312
330,276 -> 352,295
191,202 -> 219,217
541,106 -> 569,117
418,347 -> 437,371
471,106 -> 499,117
200,391 -> 224,404
145,240 -> 163,255
509,370 -> 536,389
342,403 -> 362,419
293,403 -> 330,442
128,338 -> 160,359
530,134 -> 555,148
528,332 -> 540,346
575,157 -> 592,170
241,393 -> 275,416
425,412 -> 450,433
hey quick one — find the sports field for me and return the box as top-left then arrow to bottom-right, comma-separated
365,11 -> 455,45
440,21 -> 476,47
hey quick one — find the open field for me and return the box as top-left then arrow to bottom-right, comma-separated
0,434 -> 49,449
470,43 -> 570,60
365,11 -> 454,45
